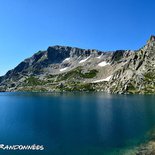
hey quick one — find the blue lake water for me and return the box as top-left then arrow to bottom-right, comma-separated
0,92 -> 155,155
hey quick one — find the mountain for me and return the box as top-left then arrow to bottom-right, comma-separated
0,36 -> 155,94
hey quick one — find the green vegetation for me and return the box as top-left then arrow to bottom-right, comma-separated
121,72 -> 155,94
58,67 -> 98,81
15,70 -> 155,94
25,76 -> 44,86
143,71 -> 155,94
72,83 -> 94,91
20,72 -> 96,92
144,72 -> 155,82
126,83 -> 138,94
18,86 -> 47,92
80,70 -> 98,78
59,67 -> 81,81
58,83 -> 95,92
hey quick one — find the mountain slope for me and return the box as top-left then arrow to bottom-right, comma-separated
0,36 -> 155,94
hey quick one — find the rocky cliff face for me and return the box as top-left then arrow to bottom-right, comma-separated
0,36 -> 155,94
107,35 -> 155,94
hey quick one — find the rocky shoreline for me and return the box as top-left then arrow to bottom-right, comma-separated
125,129 -> 155,155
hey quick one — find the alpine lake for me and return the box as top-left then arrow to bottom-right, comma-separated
0,92 -> 155,155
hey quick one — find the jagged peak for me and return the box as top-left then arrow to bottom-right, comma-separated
147,35 -> 155,44
149,35 -> 155,41
47,45 -> 104,53
47,45 -> 82,51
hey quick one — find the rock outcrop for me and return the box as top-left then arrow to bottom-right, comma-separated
0,36 -> 155,94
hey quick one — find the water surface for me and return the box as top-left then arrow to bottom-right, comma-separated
0,92 -> 155,155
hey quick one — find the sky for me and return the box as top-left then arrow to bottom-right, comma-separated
0,0 -> 155,76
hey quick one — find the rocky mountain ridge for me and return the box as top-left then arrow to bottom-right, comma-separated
0,36 -> 155,94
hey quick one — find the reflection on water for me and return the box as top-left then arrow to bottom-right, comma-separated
0,93 -> 155,154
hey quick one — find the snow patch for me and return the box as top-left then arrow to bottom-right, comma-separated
98,61 -> 109,67
60,67 -> 68,72
63,58 -> 70,63
97,54 -> 103,59
79,56 -> 91,63
92,75 -> 112,83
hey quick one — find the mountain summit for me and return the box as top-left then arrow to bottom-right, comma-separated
0,36 -> 155,94
149,35 -> 155,42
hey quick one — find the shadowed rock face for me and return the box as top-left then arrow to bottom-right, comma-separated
0,36 -> 155,94
47,46 -> 70,63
